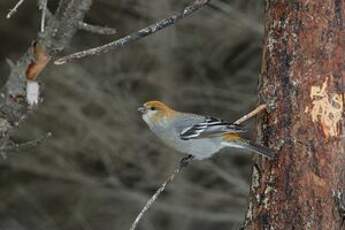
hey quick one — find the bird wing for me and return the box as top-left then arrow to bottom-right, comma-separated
179,116 -> 246,140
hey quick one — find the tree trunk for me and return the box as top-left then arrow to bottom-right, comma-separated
245,0 -> 345,229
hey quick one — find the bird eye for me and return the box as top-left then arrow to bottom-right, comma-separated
150,106 -> 156,111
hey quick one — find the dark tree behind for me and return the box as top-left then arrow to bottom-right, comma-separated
245,0 -> 345,229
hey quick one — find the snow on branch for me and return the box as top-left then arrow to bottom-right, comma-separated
54,0 -> 210,65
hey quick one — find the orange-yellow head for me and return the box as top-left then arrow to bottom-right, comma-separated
138,100 -> 177,124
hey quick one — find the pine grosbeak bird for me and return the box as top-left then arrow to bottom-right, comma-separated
138,100 -> 274,160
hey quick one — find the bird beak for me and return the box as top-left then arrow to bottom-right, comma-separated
137,106 -> 146,114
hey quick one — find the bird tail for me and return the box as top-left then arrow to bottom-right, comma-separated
222,138 -> 274,159
243,142 -> 275,159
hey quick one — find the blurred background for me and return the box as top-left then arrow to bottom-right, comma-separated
0,0 -> 264,229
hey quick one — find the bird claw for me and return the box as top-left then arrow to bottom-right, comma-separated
179,154 -> 194,167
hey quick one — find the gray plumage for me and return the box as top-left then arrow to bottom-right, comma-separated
140,104 -> 274,160
145,113 -> 225,159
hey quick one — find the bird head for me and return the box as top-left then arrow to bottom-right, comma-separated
138,100 -> 176,125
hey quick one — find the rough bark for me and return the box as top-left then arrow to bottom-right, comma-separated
245,0 -> 345,229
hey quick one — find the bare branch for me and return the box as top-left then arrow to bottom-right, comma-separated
39,0 -> 48,32
129,167 -> 182,230
129,155 -> 194,230
6,0 -> 25,19
233,104 -> 267,125
77,22 -> 117,35
0,0 -> 93,157
54,0 -> 210,65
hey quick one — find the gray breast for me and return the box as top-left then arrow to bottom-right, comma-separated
148,114 -> 223,159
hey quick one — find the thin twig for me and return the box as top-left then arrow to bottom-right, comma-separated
129,155 -> 193,230
6,0 -> 25,19
129,167 -> 181,230
129,105 -> 268,230
233,104 -> 267,125
2,0 -> 93,151
54,0 -> 210,65
39,0 -> 48,32
77,22 -> 117,35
